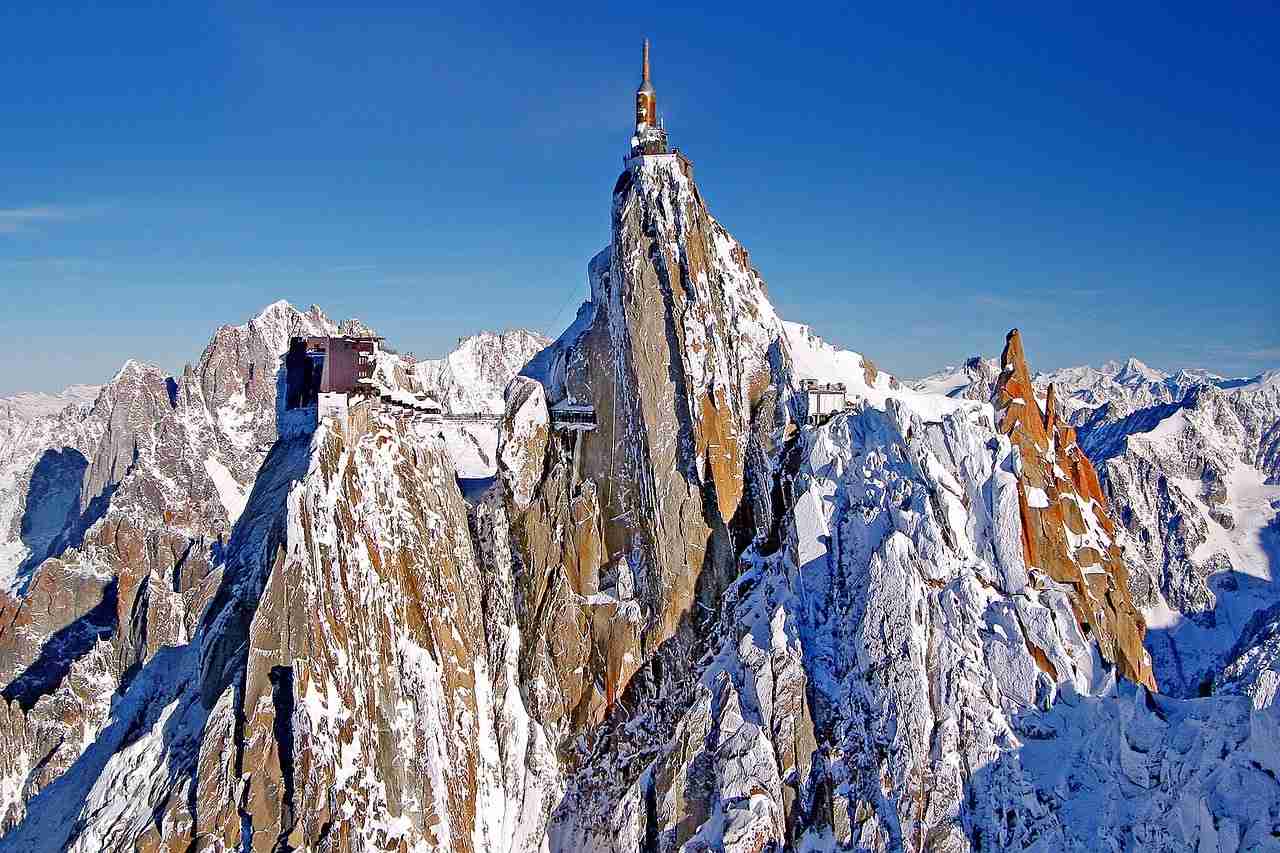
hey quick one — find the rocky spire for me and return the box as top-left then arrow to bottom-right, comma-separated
497,151 -> 787,729
995,328 -> 1156,690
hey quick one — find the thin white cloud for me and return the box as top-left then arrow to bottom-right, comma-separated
1204,344 -> 1280,364
0,204 -> 99,234
1171,341 -> 1280,370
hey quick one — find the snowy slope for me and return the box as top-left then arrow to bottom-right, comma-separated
0,385 -> 100,420
784,321 -> 983,421
915,352 -> 1280,701
1080,375 -> 1280,699
414,329 -> 550,415
911,356 -> 1000,400
386,329 -> 551,480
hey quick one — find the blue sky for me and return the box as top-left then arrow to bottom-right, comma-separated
1,2 -> 1277,395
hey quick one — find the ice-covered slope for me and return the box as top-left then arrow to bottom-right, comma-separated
414,329 -> 550,415
0,385 -> 100,420
1081,372 -> 1280,699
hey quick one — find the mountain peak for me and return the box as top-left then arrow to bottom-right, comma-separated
996,328 -> 1157,691
1115,356 -> 1165,384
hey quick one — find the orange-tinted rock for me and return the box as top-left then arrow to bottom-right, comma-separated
500,156 -> 789,734
995,329 -> 1156,691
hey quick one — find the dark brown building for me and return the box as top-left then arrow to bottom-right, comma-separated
319,336 -> 380,395
284,335 -> 383,409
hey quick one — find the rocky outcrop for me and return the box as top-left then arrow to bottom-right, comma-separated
0,301 -> 361,829
498,377 -> 550,511
498,154 -> 790,733
1,408 -> 560,852
914,348 -> 1280,700
994,329 -> 1156,691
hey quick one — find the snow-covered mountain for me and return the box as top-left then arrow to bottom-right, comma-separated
0,385 -> 100,420
1042,357 -> 1255,425
0,158 -> 1277,850
1081,372 -> 1280,699
414,329 -> 551,415
411,329 -> 551,480
915,356 -> 1258,426
0,299 -> 549,838
915,354 -> 1280,705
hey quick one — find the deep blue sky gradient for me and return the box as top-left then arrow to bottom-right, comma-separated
2,2 -> 1277,394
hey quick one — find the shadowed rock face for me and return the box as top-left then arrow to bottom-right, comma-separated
1,410 -> 559,853
0,303 -> 356,830
994,329 -> 1157,691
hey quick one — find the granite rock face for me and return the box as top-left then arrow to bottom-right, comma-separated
1,410 -> 559,852
0,302 -> 353,830
498,154 -> 791,732
993,329 -> 1157,691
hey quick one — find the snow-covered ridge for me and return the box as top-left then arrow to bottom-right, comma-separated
413,328 -> 550,416
0,384 -> 100,420
783,321 -> 986,423
913,348 -> 1280,702
912,354 -> 1266,426
1040,356 -> 1258,424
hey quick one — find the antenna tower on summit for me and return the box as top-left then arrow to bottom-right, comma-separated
630,39 -> 669,157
